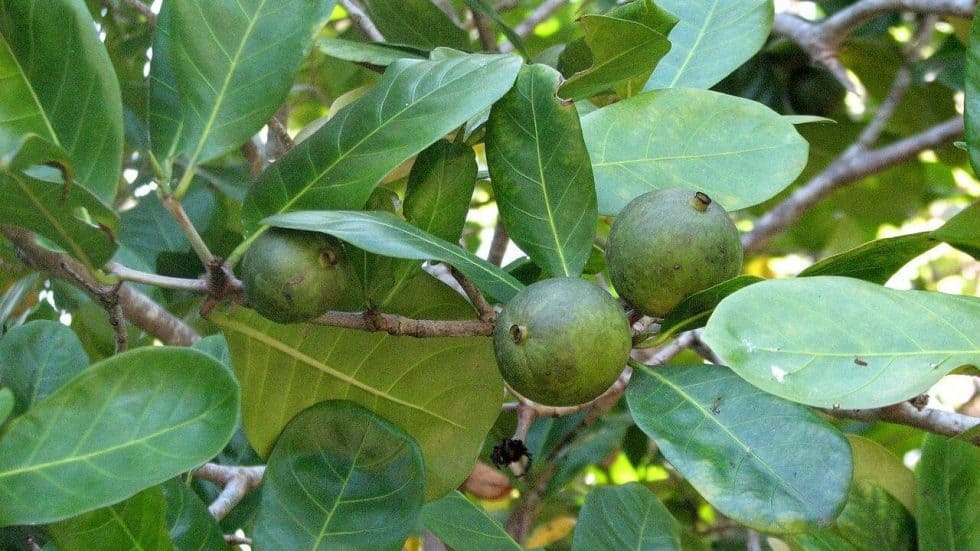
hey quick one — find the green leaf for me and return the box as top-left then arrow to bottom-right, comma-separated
0,320 -> 88,417
702,277 -> 980,408
965,12 -> 980,176
558,0 -> 676,100
421,491 -> 522,551
265,210 -> 524,303
626,363 -> 851,533
645,0 -> 774,90
798,233 -> 939,284
0,169 -> 119,269
318,37 -> 425,67
149,0 -> 335,173
211,272 -> 505,501
0,0 -> 123,203
0,388 -> 12,426
161,479 -> 225,551
933,200 -> 980,258
253,400 -> 424,550
915,433 -> 980,551
241,53 -> 522,234
487,64 -> 597,277
361,0 -> 469,50
46,486 -> 174,551
0,347 -> 240,526
571,482 -> 681,550
581,88 -> 808,215
848,435 -> 914,513
656,276 -> 764,343
404,140 -> 477,244
460,0 -> 528,58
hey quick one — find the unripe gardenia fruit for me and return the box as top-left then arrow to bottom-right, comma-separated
493,277 -> 632,406
606,188 -> 743,317
241,228 -> 352,323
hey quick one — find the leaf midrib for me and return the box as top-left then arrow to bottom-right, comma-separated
0,31 -> 60,146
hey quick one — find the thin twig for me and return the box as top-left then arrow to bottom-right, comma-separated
340,0 -> 385,41
224,534 -> 253,546
194,463 -> 266,520
59,259 -> 128,353
108,262 -> 211,292
501,0 -> 569,52
160,194 -> 215,264
825,402 -> 980,446
487,219 -> 509,266
312,310 -> 494,337
267,112 -> 294,155
473,10 -> 500,52
450,267 -> 496,321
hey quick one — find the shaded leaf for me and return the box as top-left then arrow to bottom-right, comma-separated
211,272 -> 504,501
582,88 -> 808,214
626,363 -> 851,533
965,12 -> 980,176
798,233 -> 939,284
361,0 -> 468,50
915,433 -> 980,551
318,37 -> 424,67
0,0 -> 123,203
266,210 -> 524,302
0,320 -> 88,417
702,277 -> 980,408
645,0 -> 774,90
421,491 -> 522,551
46,486 -> 174,551
0,388 -> 11,426
149,0 -> 335,172
487,64 -> 597,277
242,53 -> 521,234
558,0 -> 676,100
0,347 -> 239,526
161,479 -> 225,551
571,482 -> 681,550
656,276 -> 764,343
404,140 -> 477,244
253,400 -> 424,550
932,200 -> 980,258
848,435 -> 914,513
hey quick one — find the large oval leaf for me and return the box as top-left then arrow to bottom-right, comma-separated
149,0 -> 335,172
702,277 -> 980,408
571,482 -> 681,550
0,0 -> 123,203
211,273 -> 505,501
626,363 -> 851,533
581,88 -> 808,214
46,487 -> 174,551
241,53 -> 522,234
253,400 -> 424,550
421,491 -> 522,551
915,433 -> 980,551
644,0 -> 773,90
487,64 -> 597,277
0,320 -> 88,417
266,210 -> 524,302
0,347 -> 240,526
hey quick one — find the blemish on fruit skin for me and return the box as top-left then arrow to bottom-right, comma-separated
771,366 -> 787,383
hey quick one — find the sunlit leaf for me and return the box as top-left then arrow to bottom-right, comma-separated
421,491 -> 522,551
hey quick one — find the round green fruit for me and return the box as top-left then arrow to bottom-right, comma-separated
241,228 -> 351,323
606,188 -> 743,317
493,278 -> 631,406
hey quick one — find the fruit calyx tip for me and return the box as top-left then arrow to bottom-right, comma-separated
692,191 -> 712,212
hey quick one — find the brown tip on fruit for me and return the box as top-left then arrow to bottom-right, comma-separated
509,324 -> 528,345
319,249 -> 337,268
692,192 -> 712,212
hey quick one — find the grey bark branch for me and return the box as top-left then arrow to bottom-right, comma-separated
2,226 -> 201,346
340,0 -> 385,42
194,463 -> 266,520
312,310 -> 494,337
826,402 -> 980,446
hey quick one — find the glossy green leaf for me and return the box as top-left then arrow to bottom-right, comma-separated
149,0 -> 334,173
265,210 -> 524,302
361,0 -> 468,50
848,435 -> 914,513
656,276 -> 764,343
702,277 -> 980,408
798,233 -> 939,284
421,491 -> 522,551
582,88 -> 808,214
965,12 -> 980,176
161,479 -> 225,551
211,272 -> 505,501
317,37 -> 424,67
0,347 -> 240,526
242,53 -> 522,234
933,200 -> 980,258
0,388 -> 12,426
626,363 -> 851,533
558,0 -> 676,100
916,433 -> 980,550
0,320 -> 88,417
571,482 -> 681,550
645,0 -> 774,90
487,64 -> 597,277
253,400 -> 424,550
0,0 -> 123,203
46,487 -> 174,551
404,140 -> 477,244
0,169 -> 119,269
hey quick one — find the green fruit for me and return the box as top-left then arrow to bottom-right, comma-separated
493,278 -> 631,406
607,188 -> 743,317
241,228 -> 352,323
